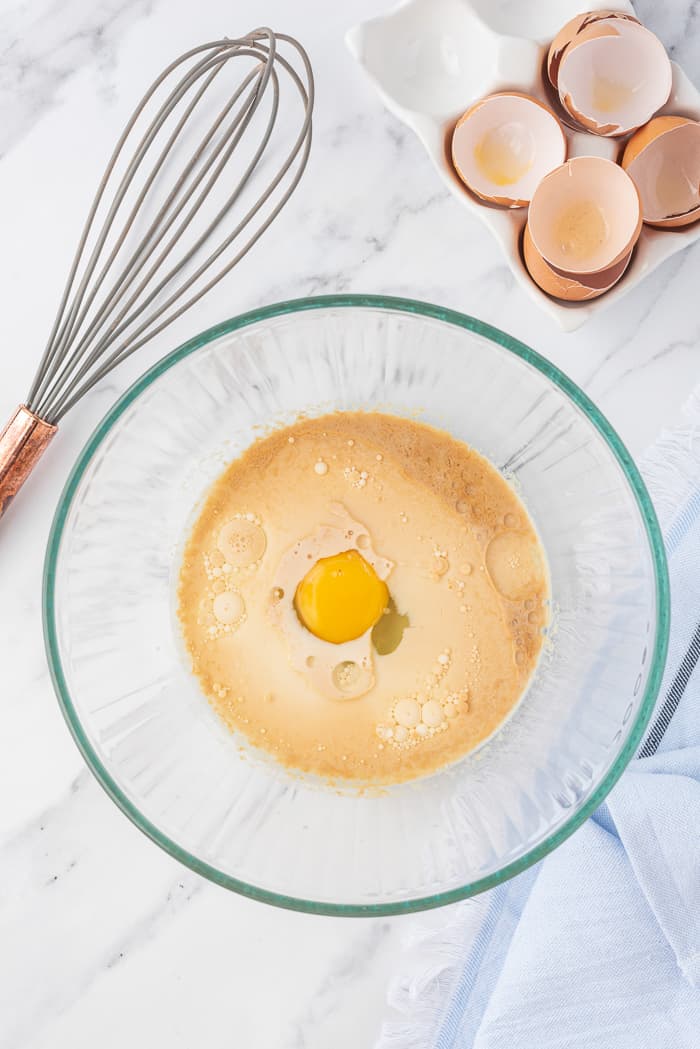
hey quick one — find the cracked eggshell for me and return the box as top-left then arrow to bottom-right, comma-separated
523,224 -> 632,301
527,156 -> 641,276
553,13 -> 672,137
622,115 -> 700,228
451,92 -> 566,208
348,0 -> 700,328
546,10 -> 640,93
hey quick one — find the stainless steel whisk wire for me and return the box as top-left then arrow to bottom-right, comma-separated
27,28 -> 314,424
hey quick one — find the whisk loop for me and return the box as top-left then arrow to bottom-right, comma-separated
0,28 -> 313,518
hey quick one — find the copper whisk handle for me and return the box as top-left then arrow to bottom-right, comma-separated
0,406 -> 57,519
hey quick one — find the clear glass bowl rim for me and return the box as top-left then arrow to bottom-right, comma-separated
43,294 -> 670,916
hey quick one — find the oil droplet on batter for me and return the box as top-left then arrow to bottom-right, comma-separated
372,600 -> 409,656
460,562 -> 473,576
485,530 -> 543,601
394,697 -> 420,728
504,512 -> 519,528
217,517 -> 266,568
212,590 -> 245,625
332,660 -> 362,693
455,499 -> 469,514
314,459 -> 328,476
421,700 -> 443,727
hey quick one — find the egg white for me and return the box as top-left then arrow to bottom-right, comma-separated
269,502 -> 393,700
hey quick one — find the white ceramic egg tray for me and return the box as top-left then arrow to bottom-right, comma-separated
346,0 -> 700,330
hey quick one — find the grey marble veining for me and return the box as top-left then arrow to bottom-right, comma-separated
0,0 -> 154,157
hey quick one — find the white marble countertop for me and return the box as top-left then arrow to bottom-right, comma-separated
0,1 -> 698,1046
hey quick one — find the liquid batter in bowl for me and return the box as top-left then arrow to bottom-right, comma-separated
177,412 -> 549,784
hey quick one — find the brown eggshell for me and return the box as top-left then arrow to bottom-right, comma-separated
523,224 -> 632,301
556,17 -> 672,137
622,116 -> 700,227
451,92 -> 566,208
452,94 -> 526,207
560,95 -> 623,137
621,115 -> 690,166
546,10 -> 640,92
527,157 -> 642,275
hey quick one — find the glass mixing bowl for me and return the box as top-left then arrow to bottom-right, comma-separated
44,296 -> 669,915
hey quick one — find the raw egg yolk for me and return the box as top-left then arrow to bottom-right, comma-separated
294,549 -> 389,644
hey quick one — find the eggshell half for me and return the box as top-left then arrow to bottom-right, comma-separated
451,92 -> 566,208
622,116 -> 700,227
547,10 -> 640,93
523,224 -> 632,300
556,18 -> 672,137
527,156 -> 642,275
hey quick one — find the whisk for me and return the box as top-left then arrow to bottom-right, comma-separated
0,27 -> 313,520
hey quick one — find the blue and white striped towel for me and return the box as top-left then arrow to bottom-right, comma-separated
378,391 -> 700,1049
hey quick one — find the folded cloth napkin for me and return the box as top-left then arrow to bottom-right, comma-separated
377,391 -> 700,1049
